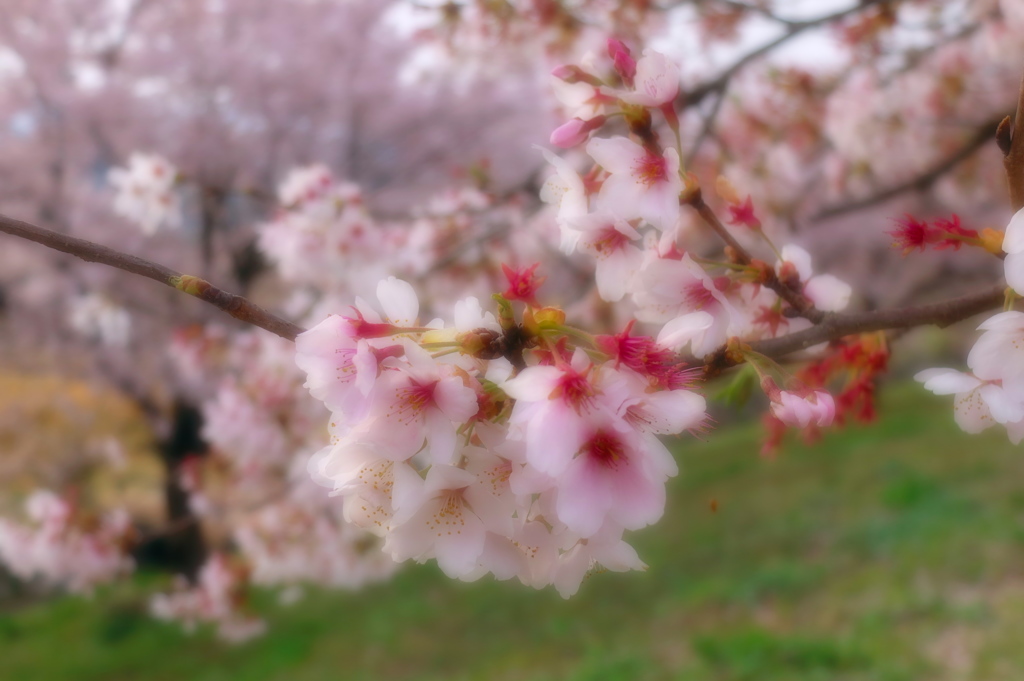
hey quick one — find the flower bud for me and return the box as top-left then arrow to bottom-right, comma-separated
549,116 -> 607,148
607,38 -> 636,84
532,307 -> 567,327
456,328 -> 502,359
550,64 -> 601,86
777,261 -> 801,289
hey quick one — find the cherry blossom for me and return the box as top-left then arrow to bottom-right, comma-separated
108,153 -> 179,235
1003,208 -> 1024,294
0,490 -> 133,594
68,293 -> 132,347
565,212 -> 643,302
619,49 -> 680,107
966,311 -> 1024,394
10,8 -> 1024,631
151,554 -> 266,643
777,245 -> 852,313
586,136 -> 682,231
916,368 -> 1024,442
769,390 -> 836,429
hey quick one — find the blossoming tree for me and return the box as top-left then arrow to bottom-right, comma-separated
0,0 -> 1022,639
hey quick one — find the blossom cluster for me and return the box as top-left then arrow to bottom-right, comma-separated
258,165 -> 391,295
540,42 -> 852,360
0,490 -> 133,593
286,42 -> 859,594
297,275 -> 707,596
164,328 -> 396,601
150,554 -> 266,643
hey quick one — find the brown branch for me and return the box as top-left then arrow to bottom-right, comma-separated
0,213 -> 305,342
814,118 -> 1002,221
703,282 -> 1006,376
1003,68 -> 1024,211
687,192 -> 825,323
751,283 -> 1005,357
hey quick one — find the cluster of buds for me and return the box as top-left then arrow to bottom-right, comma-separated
542,42 -> 850,362
297,274 -> 707,596
169,327 -> 396,626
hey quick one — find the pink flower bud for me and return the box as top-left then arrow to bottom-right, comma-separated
551,64 -> 594,84
769,389 -> 835,429
549,116 -> 606,148
607,38 -> 636,84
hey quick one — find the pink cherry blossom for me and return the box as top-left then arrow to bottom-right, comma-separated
108,153 -> 179,234
619,49 -> 680,107
769,389 -> 836,429
778,245 -> 852,312
566,212 -> 643,302
502,351 -> 613,478
357,342 -> 480,464
1003,207 -> 1024,293
386,462 -> 512,578
552,525 -> 645,599
586,136 -> 682,231
553,426 -> 667,538
550,116 -> 607,148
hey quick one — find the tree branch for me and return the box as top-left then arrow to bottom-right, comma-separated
752,283 -> 1006,357
0,213 -> 305,342
703,283 -> 1006,376
688,192 -> 825,323
814,117 -> 1002,221
683,0 -> 894,106
1003,68 -> 1024,211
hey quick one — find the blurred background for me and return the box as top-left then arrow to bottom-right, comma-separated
1,0 -> 1023,678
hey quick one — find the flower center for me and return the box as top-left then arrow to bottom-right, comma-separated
590,226 -> 630,256
683,281 -> 717,310
552,370 -> 595,412
633,151 -> 667,187
584,430 -> 627,469
389,379 -> 437,424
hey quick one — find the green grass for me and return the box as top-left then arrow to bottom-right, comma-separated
4,382 -> 1024,681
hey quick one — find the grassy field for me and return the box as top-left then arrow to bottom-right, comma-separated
3,382 -> 1024,681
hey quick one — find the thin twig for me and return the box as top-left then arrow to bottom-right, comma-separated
0,213 -> 305,341
814,118 -> 1002,221
687,192 -> 825,323
750,283 -> 1005,359
683,0 -> 893,106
